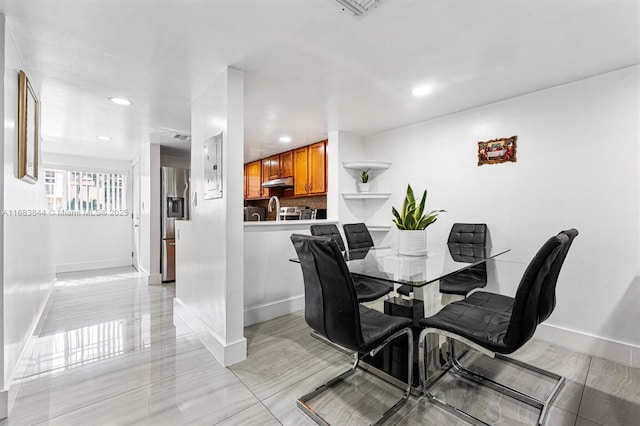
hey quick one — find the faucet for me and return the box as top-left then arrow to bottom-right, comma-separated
268,196 -> 281,221
252,212 -> 261,221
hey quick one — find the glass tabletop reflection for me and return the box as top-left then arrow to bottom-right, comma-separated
343,244 -> 510,287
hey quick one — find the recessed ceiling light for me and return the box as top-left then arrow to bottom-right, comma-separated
279,136 -> 292,143
97,136 -> 112,141
411,85 -> 432,97
109,97 -> 132,106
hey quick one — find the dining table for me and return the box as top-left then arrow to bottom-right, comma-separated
291,240 -> 511,393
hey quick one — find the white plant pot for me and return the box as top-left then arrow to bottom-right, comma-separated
397,229 -> 427,255
356,181 -> 370,192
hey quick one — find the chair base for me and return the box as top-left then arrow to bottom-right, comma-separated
419,331 -> 564,426
297,328 -> 413,426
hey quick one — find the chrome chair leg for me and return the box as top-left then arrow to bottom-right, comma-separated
297,327 -> 413,426
449,349 -> 564,426
418,328 -> 564,426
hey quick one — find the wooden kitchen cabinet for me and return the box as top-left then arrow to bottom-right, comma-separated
245,160 -> 263,200
265,155 -> 280,180
263,151 -> 293,180
280,150 -> 293,177
294,140 -> 326,195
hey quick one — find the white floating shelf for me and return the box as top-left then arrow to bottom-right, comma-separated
367,225 -> 391,232
342,161 -> 391,171
342,193 -> 391,199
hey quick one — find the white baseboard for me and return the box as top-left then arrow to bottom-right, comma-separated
537,323 -> 640,368
173,298 -> 247,366
0,389 -> 7,420
148,273 -> 162,285
135,266 -> 161,285
244,295 -> 305,327
56,257 -> 132,273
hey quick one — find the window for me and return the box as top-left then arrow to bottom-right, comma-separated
45,169 -> 127,213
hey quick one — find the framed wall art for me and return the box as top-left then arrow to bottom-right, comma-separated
18,70 -> 40,183
203,132 -> 223,199
477,135 -> 517,166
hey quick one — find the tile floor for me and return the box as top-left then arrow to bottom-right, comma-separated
1,267 -> 638,425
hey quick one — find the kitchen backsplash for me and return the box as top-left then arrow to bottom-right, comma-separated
247,195 -> 327,221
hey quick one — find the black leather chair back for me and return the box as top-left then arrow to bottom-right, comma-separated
310,224 -> 346,252
343,223 -> 374,250
448,223 -> 487,245
290,234 -> 364,351
504,229 -> 577,350
538,228 -> 579,322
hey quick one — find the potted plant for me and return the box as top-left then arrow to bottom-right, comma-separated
356,169 -> 370,192
392,184 -> 445,254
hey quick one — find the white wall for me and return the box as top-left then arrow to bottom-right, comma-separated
50,216 -> 132,272
1,16 -> 56,416
138,143 -> 161,283
42,153 -> 133,273
356,66 -> 639,364
243,221 -> 339,326
175,67 -> 246,366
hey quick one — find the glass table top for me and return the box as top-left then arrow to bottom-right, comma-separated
342,244 -> 510,287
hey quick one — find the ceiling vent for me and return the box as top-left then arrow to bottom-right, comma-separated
170,133 -> 191,143
333,0 -> 379,16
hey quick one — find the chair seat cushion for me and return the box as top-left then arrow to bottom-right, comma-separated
459,291 -> 514,313
439,269 -> 487,295
359,305 -> 412,353
353,276 -> 393,302
419,292 -> 516,354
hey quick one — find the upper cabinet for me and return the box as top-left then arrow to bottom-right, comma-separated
264,151 -> 293,180
294,140 -> 326,196
244,140 -> 327,200
245,160 -> 263,200
280,151 -> 293,178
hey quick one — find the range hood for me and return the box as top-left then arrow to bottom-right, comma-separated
261,176 -> 294,188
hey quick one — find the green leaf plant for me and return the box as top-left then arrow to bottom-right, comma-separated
391,184 -> 445,230
360,169 -> 370,183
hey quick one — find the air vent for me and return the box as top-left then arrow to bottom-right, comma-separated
334,0 -> 379,16
170,133 -> 191,143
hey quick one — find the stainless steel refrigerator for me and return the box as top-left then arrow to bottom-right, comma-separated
161,167 -> 190,282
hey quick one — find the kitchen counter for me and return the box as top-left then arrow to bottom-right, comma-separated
243,218 -> 338,326
244,219 -> 338,231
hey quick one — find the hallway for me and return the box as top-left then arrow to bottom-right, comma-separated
1,268 -> 638,425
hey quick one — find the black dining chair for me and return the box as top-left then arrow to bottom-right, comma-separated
417,228 -> 578,426
343,222 -> 375,250
311,223 -> 392,302
440,223 -> 489,295
290,234 -> 414,425
343,222 -> 408,298
310,223 -> 346,251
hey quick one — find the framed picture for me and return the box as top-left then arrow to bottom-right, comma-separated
203,132 -> 223,199
477,135 -> 517,166
18,70 -> 40,183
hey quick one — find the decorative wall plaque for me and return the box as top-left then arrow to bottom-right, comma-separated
477,135 -> 517,166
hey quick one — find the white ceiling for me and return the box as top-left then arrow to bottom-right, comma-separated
0,0 -> 638,162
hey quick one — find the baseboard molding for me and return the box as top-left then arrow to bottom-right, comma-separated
148,273 -> 162,285
244,295 -> 305,327
0,389 -> 7,420
537,323 -> 640,368
56,257 -> 132,273
173,298 -> 247,366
